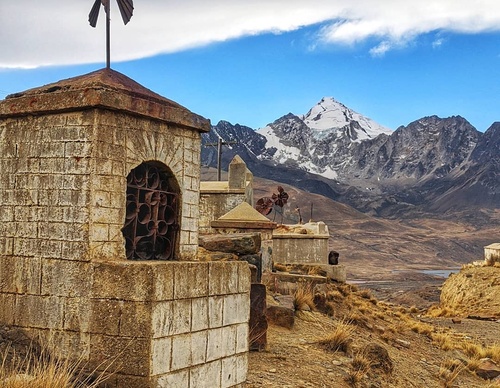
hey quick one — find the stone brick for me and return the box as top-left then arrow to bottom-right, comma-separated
0,256 -> 41,294
91,260 -> 154,301
221,355 -> 238,388
90,223 -> 109,242
190,360 -> 222,388
41,259 -> 90,297
206,327 -> 223,362
152,263 -> 175,301
119,301 -> 152,338
89,334 -> 150,377
15,295 -> 64,329
170,299 -> 192,335
208,296 -> 224,328
64,297 -> 90,332
171,333 -> 192,371
235,323 -> 249,354
223,293 -> 250,326
191,297 -> 209,332
151,337 -> 172,376
154,370 -> 189,388
89,299 -> 122,335
238,263 -> 251,294
48,330 -> 91,361
0,293 -> 15,325
221,325 -> 237,357
235,353 -> 248,385
107,374 -> 150,388
209,262 -> 239,296
174,262 -> 209,299
191,330 -> 208,365
152,301 -> 174,338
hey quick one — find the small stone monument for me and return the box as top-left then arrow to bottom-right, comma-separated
0,69 -> 250,387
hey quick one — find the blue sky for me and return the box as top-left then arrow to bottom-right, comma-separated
1,1 -> 499,132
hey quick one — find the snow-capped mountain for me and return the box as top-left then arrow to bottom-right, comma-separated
254,97 -> 392,180
300,97 -> 392,142
201,98 -> 499,220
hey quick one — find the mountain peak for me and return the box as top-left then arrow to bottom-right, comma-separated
300,97 -> 392,142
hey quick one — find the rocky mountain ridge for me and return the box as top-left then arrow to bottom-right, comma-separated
201,98 -> 499,222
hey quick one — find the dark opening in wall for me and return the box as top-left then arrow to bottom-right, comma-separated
123,162 -> 180,260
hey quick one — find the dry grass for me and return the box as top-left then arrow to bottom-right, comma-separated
409,321 -> 434,336
427,305 -> 456,318
317,320 -> 356,353
344,350 -> 373,388
0,343 -> 110,388
431,333 -> 454,351
293,283 -> 316,311
438,359 -> 464,388
461,341 -> 500,364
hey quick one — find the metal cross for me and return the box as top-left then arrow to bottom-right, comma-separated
204,137 -> 238,181
89,0 -> 134,69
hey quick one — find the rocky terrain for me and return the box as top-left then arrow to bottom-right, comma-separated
246,281 -> 500,387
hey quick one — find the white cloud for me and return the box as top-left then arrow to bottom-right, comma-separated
1,0 -> 500,68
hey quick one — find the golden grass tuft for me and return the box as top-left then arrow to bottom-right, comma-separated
293,283 -> 316,311
431,333 -> 454,351
317,320 -> 355,353
426,305 -> 456,318
409,321 -> 434,336
344,350 -> 373,387
438,359 -> 464,388
0,342 -> 110,388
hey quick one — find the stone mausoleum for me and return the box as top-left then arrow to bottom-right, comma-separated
0,69 -> 250,387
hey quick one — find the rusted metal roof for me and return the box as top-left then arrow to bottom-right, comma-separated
1,68 -> 211,132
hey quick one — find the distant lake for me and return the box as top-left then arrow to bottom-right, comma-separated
418,269 -> 460,278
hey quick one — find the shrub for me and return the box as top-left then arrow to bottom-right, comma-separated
317,320 -> 355,353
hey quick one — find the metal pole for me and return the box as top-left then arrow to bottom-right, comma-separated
217,138 -> 222,181
106,0 -> 111,69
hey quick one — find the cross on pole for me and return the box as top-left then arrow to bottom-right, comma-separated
204,138 -> 238,181
89,0 -> 134,69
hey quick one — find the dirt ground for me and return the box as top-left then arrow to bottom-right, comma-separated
246,282 -> 500,388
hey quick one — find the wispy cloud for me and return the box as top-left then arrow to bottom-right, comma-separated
1,0 -> 500,68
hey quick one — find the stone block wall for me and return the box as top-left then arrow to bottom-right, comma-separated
273,223 -> 330,265
0,260 -> 250,387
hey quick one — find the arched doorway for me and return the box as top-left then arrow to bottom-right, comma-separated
122,162 -> 180,260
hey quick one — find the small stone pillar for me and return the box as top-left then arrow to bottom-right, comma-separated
228,155 -> 247,189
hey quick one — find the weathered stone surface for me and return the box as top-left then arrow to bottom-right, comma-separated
274,295 -> 295,310
249,284 -> 267,351
197,247 -> 238,262
199,233 -> 261,255
266,305 -> 295,329
476,358 -> 500,380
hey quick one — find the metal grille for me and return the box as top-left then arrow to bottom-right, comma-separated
123,163 -> 179,260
